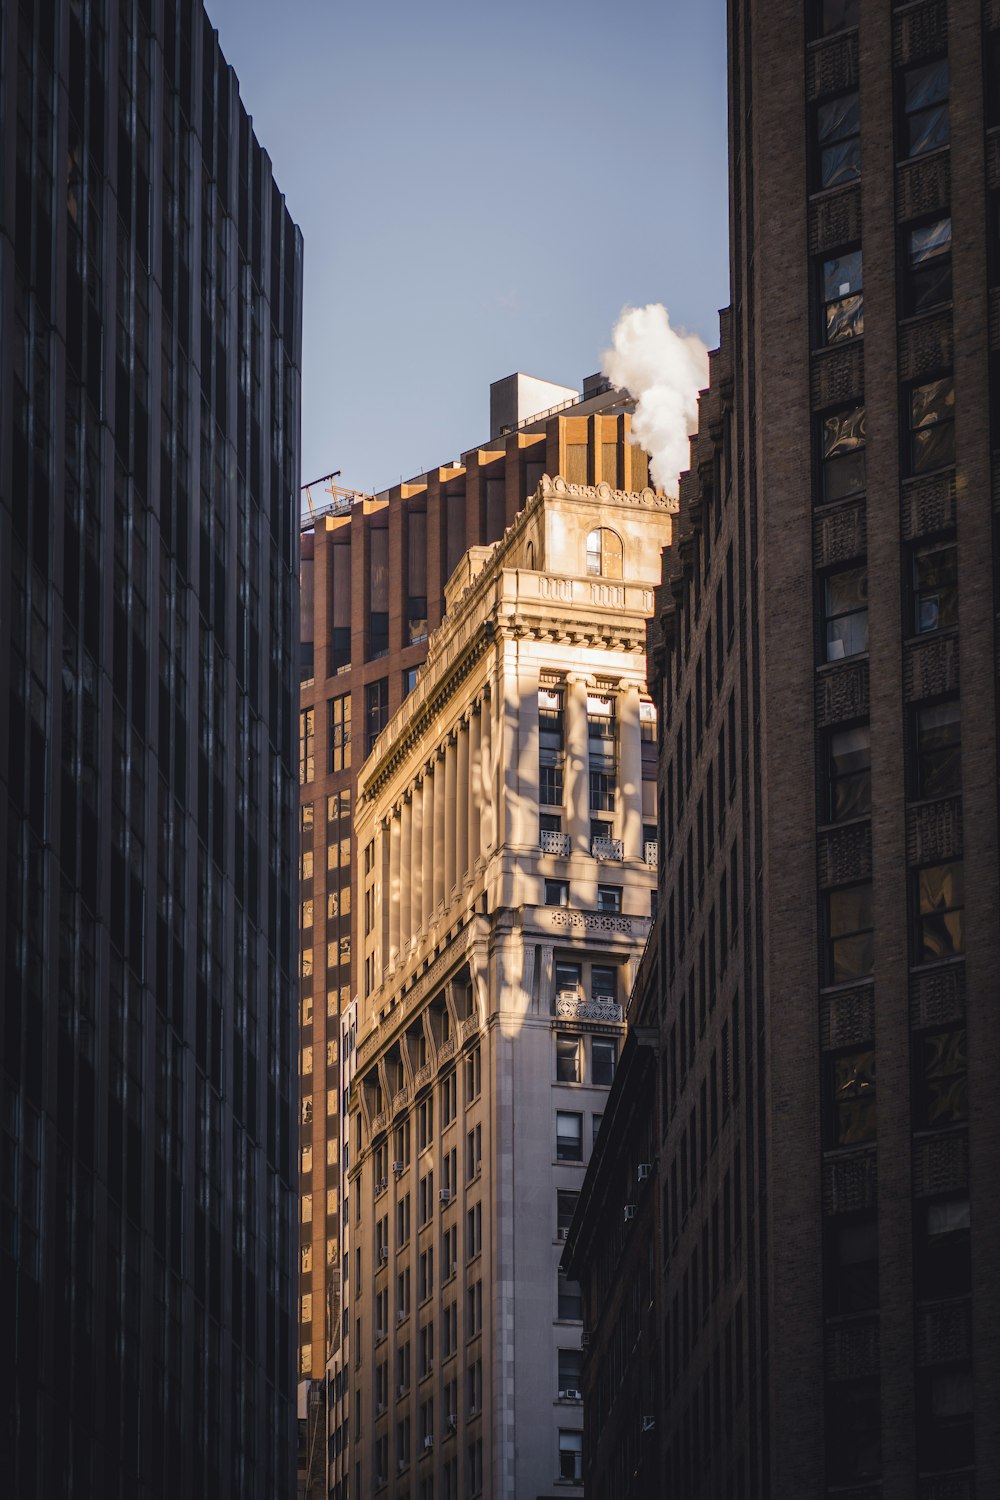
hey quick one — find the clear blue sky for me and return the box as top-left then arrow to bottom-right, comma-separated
206,0 -> 730,497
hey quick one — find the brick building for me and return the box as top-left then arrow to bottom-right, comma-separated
296,377 -> 653,1478
566,2 -> 1000,1497
1,4 -> 302,1497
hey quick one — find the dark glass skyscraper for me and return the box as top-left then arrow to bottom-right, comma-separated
1,4 -> 302,1497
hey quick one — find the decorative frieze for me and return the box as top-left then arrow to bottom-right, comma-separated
823,1148 -> 877,1215
806,33 -> 858,101
913,1131 -> 968,1198
826,1319 -> 879,1382
811,344 -> 864,411
893,0 -> 948,67
820,982 -> 875,1051
904,635 -> 960,702
906,796 -> 963,865
896,153 -> 950,222
555,996 -> 624,1025
901,471 -> 957,540
910,961 -> 966,1031
814,498 -> 867,569
817,820 -> 872,888
815,660 -> 869,728
898,311 -> 953,383
808,185 -> 862,256
915,1300 -> 972,1367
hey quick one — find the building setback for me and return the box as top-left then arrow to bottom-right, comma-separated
0,5 -> 302,1498
341,474 -> 671,1500
295,377 -> 650,1405
567,1 -> 1000,1496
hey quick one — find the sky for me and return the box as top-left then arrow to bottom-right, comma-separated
205,0 -> 730,500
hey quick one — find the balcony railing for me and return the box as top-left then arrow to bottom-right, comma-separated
438,1035 -> 456,1063
392,1086 -> 409,1116
459,1014 -> 479,1045
540,830 -> 571,856
592,836 -> 624,861
413,1063 -> 432,1090
555,994 -> 624,1024
644,840 -> 658,867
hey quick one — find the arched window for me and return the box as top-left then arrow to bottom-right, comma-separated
525,540 -> 535,570
586,527 -> 623,580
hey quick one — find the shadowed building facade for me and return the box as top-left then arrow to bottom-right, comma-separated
0,4 -> 302,1496
567,2 -> 1000,1497
341,474 -> 670,1500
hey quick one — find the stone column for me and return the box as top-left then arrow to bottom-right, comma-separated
399,796 -> 412,951
444,734 -> 457,898
479,690 -> 494,856
468,708 -> 482,872
456,719 -> 470,887
619,681 -> 644,861
410,784 -> 423,944
432,752 -> 446,912
420,771 -> 433,934
388,810 -> 401,964
565,673 -> 591,855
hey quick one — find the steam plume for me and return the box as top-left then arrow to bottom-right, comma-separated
602,304 -> 709,498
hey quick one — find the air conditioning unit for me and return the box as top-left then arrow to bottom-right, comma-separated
397,1458 -> 407,1473
637,1162 -> 652,1182
378,1246 -> 389,1263
393,1160 -> 405,1175
397,1308 -> 406,1322
556,1227 -> 567,1242
376,1178 -> 388,1193
423,1435 -> 434,1451
623,1204 -> 636,1221
641,1415 -> 656,1433
581,1331 -> 590,1347
566,1389 -> 582,1401
397,1384 -> 406,1399
468,1403 -> 478,1417
450,1261 -> 457,1277
438,1188 -> 452,1203
447,1414 -> 457,1431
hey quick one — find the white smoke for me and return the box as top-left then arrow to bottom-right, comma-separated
602,304 -> 710,499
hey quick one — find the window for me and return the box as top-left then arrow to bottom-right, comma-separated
912,540 -> 957,635
907,378 -> 955,474
592,1038 -> 617,1087
587,695 -> 616,770
823,567 -> 868,660
914,701 -> 961,798
419,1248 -> 433,1303
819,406 -> 866,504
811,0 -> 857,36
597,884 -> 621,914
913,1027 -> 967,1130
556,961 -> 581,996
466,1279 -> 482,1336
915,861 -> 965,961
825,1213 -> 879,1315
366,678 -> 389,754
593,1113 -> 604,1143
465,1047 -> 481,1103
539,687 -> 565,806
558,1271 -> 582,1321
299,707 -> 315,784
545,879 -> 569,907
556,1112 -> 583,1162
591,966 -> 617,1002
556,1190 -> 579,1242
556,1034 -> 580,1084
900,59 -> 949,159
918,1368 -> 974,1473
558,1349 -> 583,1398
329,693 -> 351,773
558,1430 -> 583,1483
826,1380 -> 881,1484
407,509 -> 428,643
418,1172 -> 434,1228
824,883 -> 874,983
589,770 -> 616,813
915,1197 -> 970,1300
465,1201 -> 482,1260
441,1070 -> 457,1128
827,1048 -> 876,1146
368,526 -> 389,658
466,1124 -> 482,1181
819,250 -> 863,345
585,528 -> 623,579
403,666 -> 419,697
903,218 -> 952,316
815,92 -> 861,189
827,724 -> 871,822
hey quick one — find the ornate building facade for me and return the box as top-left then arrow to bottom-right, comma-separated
339,475 -> 671,1499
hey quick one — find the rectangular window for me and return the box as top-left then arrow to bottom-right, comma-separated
903,217 -> 952,316
466,1123 -> 482,1181
556,1190 -> 579,1241
824,883 -> 874,984
913,1026 -> 967,1130
556,1112 -> 583,1162
812,0 -> 858,37
328,693 -> 351,773
365,677 -> 389,754
299,707 -> 315,784
900,59 -> 949,159
819,249 -> 863,345
558,1430 -> 583,1483
402,665 -> 418,697
418,1098 -> 434,1153
591,966 -> 616,1001
558,1348 -> 583,1397
368,526 -> 389,659
815,91 -> 861,189
589,769 -> 616,813
556,961 -> 581,995
824,567 -> 868,661
827,1047 -> 877,1147
597,884 -> 621,913
907,377 -> 955,474
558,1271 -> 582,1321
819,405 -> 866,503
556,1033 -> 580,1083
545,878 -> 569,907
912,540 -> 958,635
540,763 -> 564,806
465,1046 -> 482,1103
915,1197 -> 970,1300
914,701 -> 961,798
915,861 -> 965,961
592,1038 -> 617,1087
827,724 -> 871,822
825,1213 -> 879,1315
407,509 -> 428,643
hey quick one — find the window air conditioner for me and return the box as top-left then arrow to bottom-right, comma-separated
450,1261 -> 457,1277
397,1308 -> 406,1322
378,1247 -> 388,1263
623,1204 -> 636,1221
447,1414 -> 457,1431
581,1331 -> 590,1347
637,1162 -> 652,1182
438,1188 -> 452,1203
567,1389 -> 582,1401
397,1384 -> 406,1399
641,1415 -> 656,1432
376,1178 -> 387,1193
393,1160 -> 405,1174
423,1436 -> 434,1451
556,1227 -> 567,1241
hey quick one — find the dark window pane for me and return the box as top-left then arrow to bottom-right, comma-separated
914,1027 -> 967,1129
829,724 -> 871,821
902,60 -> 950,158
916,861 -> 965,961
815,0 -> 859,36
817,94 -> 861,187
829,1048 -> 877,1146
913,541 -> 958,634
826,1215 -> 879,1314
915,701 -> 961,798
825,884 -> 874,983
908,378 -> 955,475
827,1380 -> 882,1483
825,568 -> 869,660
821,250 -> 864,344
820,406 -> 866,502
905,218 -> 952,315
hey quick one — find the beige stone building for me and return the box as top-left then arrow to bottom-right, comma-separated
341,474 -> 673,1499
